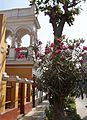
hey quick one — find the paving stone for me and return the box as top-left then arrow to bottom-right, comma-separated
18,100 -> 48,120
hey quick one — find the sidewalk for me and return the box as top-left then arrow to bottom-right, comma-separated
76,96 -> 87,120
17,100 -> 49,120
17,98 -> 87,120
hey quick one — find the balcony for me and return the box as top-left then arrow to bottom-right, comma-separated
6,46 -> 34,65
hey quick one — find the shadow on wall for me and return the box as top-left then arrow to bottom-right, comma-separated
83,116 -> 87,120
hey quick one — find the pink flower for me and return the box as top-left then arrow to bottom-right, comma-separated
20,54 -> 25,59
79,52 -> 86,57
50,43 -> 54,47
51,53 -> 56,58
15,48 -> 21,52
83,46 -> 87,50
57,38 -> 61,43
79,59 -> 83,64
45,48 -> 50,54
59,43 -> 64,50
16,53 -> 25,59
51,49 -> 61,58
55,49 -> 61,54
62,45 -> 68,50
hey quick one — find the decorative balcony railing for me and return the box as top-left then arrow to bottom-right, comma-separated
15,47 -> 28,59
6,46 -> 33,62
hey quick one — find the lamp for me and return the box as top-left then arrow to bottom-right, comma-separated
30,80 -> 34,83
16,75 -> 21,82
2,72 -> 9,81
25,78 -> 31,84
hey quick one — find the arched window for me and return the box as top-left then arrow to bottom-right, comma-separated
6,36 -> 11,46
21,34 -> 30,47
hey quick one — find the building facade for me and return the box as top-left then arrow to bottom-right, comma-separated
0,5 -> 41,120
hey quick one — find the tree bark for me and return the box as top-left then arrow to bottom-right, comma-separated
50,14 -> 66,42
55,15 -> 66,38
52,96 -> 66,120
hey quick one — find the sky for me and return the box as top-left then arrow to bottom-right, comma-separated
0,0 -> 87,47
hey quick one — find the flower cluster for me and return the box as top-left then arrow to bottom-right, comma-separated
34,36 -> 87,104
34,36 -> 87,68
15,47 -> 27,59
16,53 -> 25,59
15,47 -> 21,52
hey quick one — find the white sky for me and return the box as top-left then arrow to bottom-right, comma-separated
0,0 -> 87,47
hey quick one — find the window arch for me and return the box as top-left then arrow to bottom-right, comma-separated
21,34 -> 30,47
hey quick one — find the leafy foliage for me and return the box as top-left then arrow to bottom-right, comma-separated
32,36 -> 87,120
45,97 -> 82,120
29,0 -> 86,37
65,97 -> 82,120
35,36 -> 86,99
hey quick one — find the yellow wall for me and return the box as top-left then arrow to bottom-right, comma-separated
0,14 -> 33,113
0,81 -> 6,113
0,14 -> 6,113
6,65 -> 33,79
6,64 -> 33,105
0,14 -> 6,82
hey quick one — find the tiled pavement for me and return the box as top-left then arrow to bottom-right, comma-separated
17,100 -> 49,120
76,95 -> 87,120
17,97 -> 87,120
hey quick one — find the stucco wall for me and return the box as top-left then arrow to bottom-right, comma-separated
0,14 -> 6,113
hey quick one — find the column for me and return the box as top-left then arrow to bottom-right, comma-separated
30,83 -> 32,102
20,83 -> 25,114
30,32 -> 35,45
16,40 -> 21,48
16,35 -> 21,48
34,30 -> 38,44
15,83 -> 19,108
8,34 -> 16,60
11,34 -> 16,48
25,84 -> 27,103
27,46 -> 33,61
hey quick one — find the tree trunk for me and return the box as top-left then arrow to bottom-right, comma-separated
50,14 -> 66,42
52,96 -> 66,120
55,15 -> 66,38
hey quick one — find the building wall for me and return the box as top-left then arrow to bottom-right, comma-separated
0,14 -> 6,82
0,14 -> 6,113
0,102 -> 32,120
4,64 -> 33,119
6,64 -> 33,78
